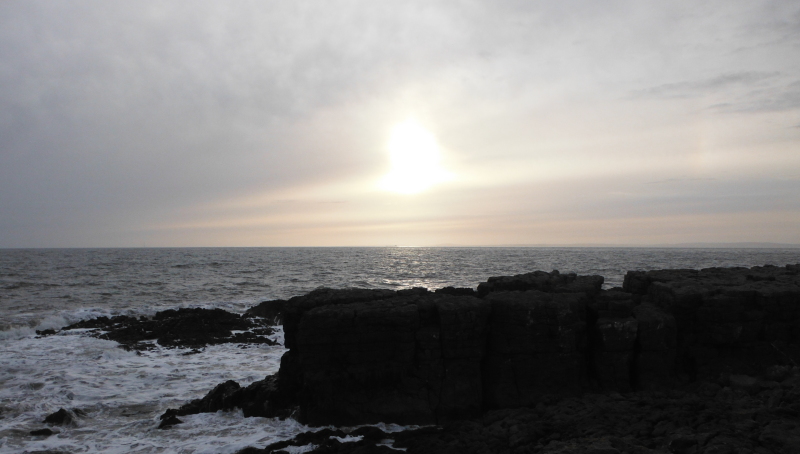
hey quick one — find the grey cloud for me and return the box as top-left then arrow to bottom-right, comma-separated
1,0 -> 799,246
719,80 -> 800,113
631,72 -> 779,99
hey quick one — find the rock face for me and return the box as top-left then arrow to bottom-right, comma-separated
176,265 -> 800,433
272,271 -> 607,425
624,264 -> 800,382
483,291 -> 588,408
286,291 -> 491,425
243,367 -> 800,454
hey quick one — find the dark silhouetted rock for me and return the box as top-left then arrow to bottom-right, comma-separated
286,292 -> 491,425
483,290 -> 587,408
434,286 -> 476,297
282,288 -> 397,351
63,308 -> 276,349
237,363 -> 800,453
477,270 -> 603,298
172,264 -> 800,446
158,415 -> 182,429
624,264 -> 800,382
159,375 -> 289,423
44,408 -> 72,425
30,428 -> 55,436
593,316 -> 638,392
245,299 -> 288,325
632,302 -> 677,390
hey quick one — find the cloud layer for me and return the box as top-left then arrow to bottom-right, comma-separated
1,0 -> 799,246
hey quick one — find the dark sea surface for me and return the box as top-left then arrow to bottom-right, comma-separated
1,247 -> 799,453
2,247 -> 800,331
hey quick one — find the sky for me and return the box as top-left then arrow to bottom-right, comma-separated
1,1 -> 799,247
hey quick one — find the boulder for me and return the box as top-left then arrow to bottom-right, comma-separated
159,375 -> 287,423
43,408 -> 73,426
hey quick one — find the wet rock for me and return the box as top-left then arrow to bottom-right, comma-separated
29,428 -> 55,436
158,415 -> 182,429
63,308 -> 276,349
245,299 -> 288,325
159,375 -> 289,421
44,408 -> 72,425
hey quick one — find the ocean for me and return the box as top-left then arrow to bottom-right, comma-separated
1,247 -> 799,453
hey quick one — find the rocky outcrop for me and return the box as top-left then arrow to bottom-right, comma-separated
62,307 -> 277,349
476,270 -> 604,297
624,264 -> 800,382
159,375 -> 292,427
265,266 -> 799,427
483,291 -> 588,408
245,299 -> 288,325
241,366 -> 800,453
285,290 -> 491,425
163,265 -> 799,446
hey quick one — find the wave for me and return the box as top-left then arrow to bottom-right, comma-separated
2,281 -> 61,290
234,281 -> 271,287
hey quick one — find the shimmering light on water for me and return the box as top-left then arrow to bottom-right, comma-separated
2,247 -> 800,330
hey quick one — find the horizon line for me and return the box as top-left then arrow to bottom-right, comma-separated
2,242 -> 800,249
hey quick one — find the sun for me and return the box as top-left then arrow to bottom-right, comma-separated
379,119 -> 452,194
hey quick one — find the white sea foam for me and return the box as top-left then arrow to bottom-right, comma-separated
0,326 -> 36,341
0,328 -> 300,454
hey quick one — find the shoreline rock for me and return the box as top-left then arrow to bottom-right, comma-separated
60,307 -> 277,350
62,264 -> 800,453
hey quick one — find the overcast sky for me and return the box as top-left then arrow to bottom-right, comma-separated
1,0 -> 799,247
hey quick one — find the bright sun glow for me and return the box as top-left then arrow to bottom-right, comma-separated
379,119 -> 453,194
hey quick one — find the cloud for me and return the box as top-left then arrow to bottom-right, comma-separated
724,80 -> 800,113
631,72 -> 779,99
1,1 -> 800,246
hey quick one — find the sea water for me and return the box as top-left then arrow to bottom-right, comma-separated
1,247 -> 799,453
